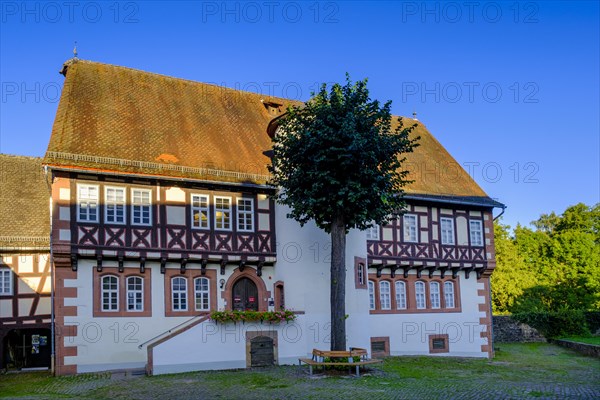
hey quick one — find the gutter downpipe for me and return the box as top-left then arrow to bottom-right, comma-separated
493,205 -> 506,221
44,166 -> 55,374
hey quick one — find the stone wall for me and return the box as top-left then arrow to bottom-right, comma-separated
550,339 -> 600,358
492,315 -> 546,343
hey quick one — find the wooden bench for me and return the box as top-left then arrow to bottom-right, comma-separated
298,348 -> 383,377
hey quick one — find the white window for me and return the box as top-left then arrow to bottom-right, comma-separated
194,277 -> 210,311
237,198 -> 254,232
395,281 -> 407,310
126,276 -> 143,311
366,223 -> 380,240
470,220 -> 484,246
415,281 -> 426,309
440,217 -> 455,245
368,281 -> 375,310
77,184 -> 99,222
430,282 -> 441,309
357,263 -> 365,286
214,197 -> 231,230
171,277 -> 188,311
132,189 -> 152,225
444,281 -> 455,308
191,194 -> 209,229
101,275 -> 119,311
105,187 -> 126,224
0,268 -> 13,295
403,214 -> 418,242
379,281 -> 391,310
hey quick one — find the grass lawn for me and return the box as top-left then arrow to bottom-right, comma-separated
0,343 -> 598,399
559,336 -> 600,345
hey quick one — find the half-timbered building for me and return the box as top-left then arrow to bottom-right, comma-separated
38,58 -> 503,375
0,155 -> 52,370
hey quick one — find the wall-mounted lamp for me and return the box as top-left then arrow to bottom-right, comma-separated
219,279 -> 226,289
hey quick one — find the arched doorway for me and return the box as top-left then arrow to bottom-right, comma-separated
232,278 -> 258,311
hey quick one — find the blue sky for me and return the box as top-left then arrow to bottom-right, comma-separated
1,1 -> 598,229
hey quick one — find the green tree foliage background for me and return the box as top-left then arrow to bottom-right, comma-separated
492,203 -> 600,314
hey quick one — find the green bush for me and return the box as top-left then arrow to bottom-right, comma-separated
584,311 -> 600,333
513,310 -> 591,338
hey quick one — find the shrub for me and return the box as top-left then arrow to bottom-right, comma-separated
209,309 -> 296,324
584,311 -> 600,334
513,310 -> 591,338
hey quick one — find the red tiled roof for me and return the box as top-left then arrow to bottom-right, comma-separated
44,59 -> 489,199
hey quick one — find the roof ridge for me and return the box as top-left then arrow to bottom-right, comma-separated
68,59 -> 300,104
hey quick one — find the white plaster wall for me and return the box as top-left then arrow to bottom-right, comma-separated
152,317 -> 308,375
367,270 -> 488,357
273,204 -> 371,357
63,259 -> 280,373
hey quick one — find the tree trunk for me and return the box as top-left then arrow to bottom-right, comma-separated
330,214 -> 346,351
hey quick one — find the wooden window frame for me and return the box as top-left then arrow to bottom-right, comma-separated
237,198 -> 254,232
93,267 -> 152,317
214,196 -> 232,231
403,214 -> 418,243
126,276 -> 144,312
368,273 -> 462,314
440,217 -> 455,245
194,277 -> 210,311
370,336 -> 390,357
274,281 -> 285,310
191,194 -> 210,229
415,281 -> 426,309
104,186 -> 126,225
368,280 -> 375,310
77,183 -> 99,223
469,219 -> 484,247
444,281 -> 456,308
429,334 -> 450,354
429,281 -> 441,309
379,280 -> 391,310
171,276 -> 188,312
354,257 -> 367,289
131,188 -> 152,226
164,268 -> 217,317
366,223 -> 380,240
395,280 -> 407,310
0,267 -> 13,296
101,275 -> 119,312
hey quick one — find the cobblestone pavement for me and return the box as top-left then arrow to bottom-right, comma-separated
2,344 -> 599,399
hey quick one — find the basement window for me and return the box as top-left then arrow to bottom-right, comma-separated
429,334 -> 449,353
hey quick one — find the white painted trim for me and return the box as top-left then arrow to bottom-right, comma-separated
131,188 -> 153,226
213,196 -> 232,231
104,186 -> 127,225
76,183 -> 99,223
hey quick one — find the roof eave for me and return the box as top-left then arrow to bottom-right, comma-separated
403,193 -> 505,209
44,164 -> 275,191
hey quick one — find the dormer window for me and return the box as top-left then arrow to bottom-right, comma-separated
262,100 -> 283,116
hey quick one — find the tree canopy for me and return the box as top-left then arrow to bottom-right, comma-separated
269,75 -> 419,234
492,203 -> 600,314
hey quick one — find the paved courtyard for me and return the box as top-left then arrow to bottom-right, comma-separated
1,343 -> 598,399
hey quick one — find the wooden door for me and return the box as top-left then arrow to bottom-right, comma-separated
250,336 -> 274,367
232,278 -> 258,311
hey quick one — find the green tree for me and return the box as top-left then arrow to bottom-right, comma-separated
491,221 -> 536,314
269,76 -> 419,350
493,203 -> 600,314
